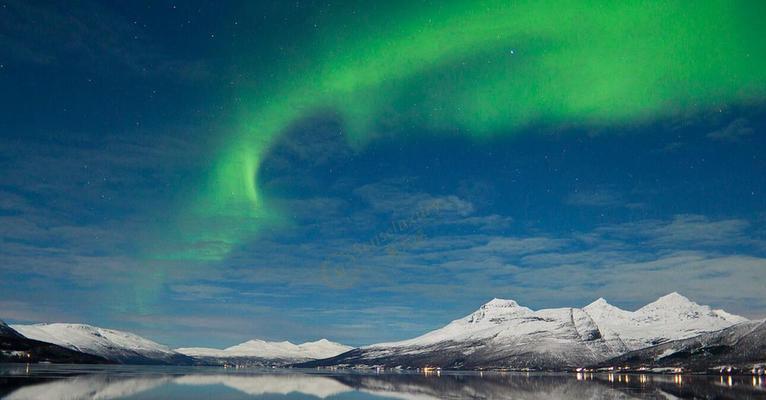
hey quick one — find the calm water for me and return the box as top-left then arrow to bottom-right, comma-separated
1,364 -> 765,400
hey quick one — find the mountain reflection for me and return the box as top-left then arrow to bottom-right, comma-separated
1,369 -> 765,400
175,374 -> 351,398
3,375 -> 171,400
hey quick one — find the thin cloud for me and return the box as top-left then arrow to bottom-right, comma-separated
707,118 -> 755,142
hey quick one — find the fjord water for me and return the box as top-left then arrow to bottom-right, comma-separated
1,365 -> 765,400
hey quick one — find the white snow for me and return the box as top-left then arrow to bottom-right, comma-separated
11,321 -> 351,364
369,298 -> 601,350
358,292 -> 747,366
655,347 -> 681,361
6,293 -> 746,369
583,292 -> 747,350
176,338 -> 352,361
361,298 -> 616,367
10,323 -> 181,362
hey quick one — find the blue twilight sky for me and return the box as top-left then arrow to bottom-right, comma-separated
1,1 -> 765,348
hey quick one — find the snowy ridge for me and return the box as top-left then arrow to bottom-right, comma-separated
369,298 -> 578,349
8,320 -> 351,366
5,293 -> 749,369
601,319 -> 766,371
304,293 -> 747,369
1,319 -> 111,364
176,338 -> 352,361
583,292 -> 747,351
10,323 -> 193,365
352,298 -> 623,368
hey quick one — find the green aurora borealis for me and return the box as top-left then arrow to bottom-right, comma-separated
173,0 -> 766,261
5,0 -> 766,343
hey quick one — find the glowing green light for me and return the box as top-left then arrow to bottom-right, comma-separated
169,0 -> 766,260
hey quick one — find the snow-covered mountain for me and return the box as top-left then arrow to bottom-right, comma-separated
601,319 -> 766,372
8,320 -> 349,366
177,338 -> 352,366
1,319 -> 108,364
302,293 -> 747,370
11,323 -> 194,365
584,292 -> 747,351
3,293 -> 751,369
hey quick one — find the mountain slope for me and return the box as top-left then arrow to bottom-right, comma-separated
0,320 -> 24,339
11,323 -> 194,365
302,294 -> 746,370
303,299 -> 621,370
600,319 -> 766,372
584,292 -> 747,351
1,319 -> 109,364
177,338 -> 352,366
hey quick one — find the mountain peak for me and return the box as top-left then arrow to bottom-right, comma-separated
658,292 -> 690,302
644,292 -> 696,309
633,293 -> 750,327
583,297 -> 631,320
587,297 -> 611,307
239,339 -> 271,345
303,338 -> 334,345
482,298 -> 520,309
463,298 -> 531,325
181,337 -> 353,361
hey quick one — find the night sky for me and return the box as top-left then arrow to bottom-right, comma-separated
1,0 -> 765,348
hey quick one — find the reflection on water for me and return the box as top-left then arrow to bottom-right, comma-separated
1,364 -> 765,400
